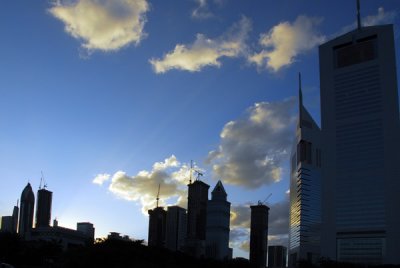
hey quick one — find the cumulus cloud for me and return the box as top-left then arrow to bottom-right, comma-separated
92,173 -> 111,185
49,0 -> 149,52
206,98 -> 296,188
94,155 -> 202,213
341,7 -> 397,33
149,16 -> 251,73
248,15 -> 325,72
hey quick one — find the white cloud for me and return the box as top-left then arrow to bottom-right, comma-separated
92,173 -> 111,185
206,98 -> 296,188
248,15 -> 325,72
49,0 -> 149,52
341,7 -> 397,33
149,16 -> 251,73
94,156 -> 203,213
191,0 -> 225,19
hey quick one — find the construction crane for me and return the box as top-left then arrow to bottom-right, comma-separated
257,193 -> 272,206
156,183 -> 161,208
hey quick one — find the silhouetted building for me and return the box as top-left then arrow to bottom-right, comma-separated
12,205 -> 18,232
18,183 -> 35,238
185,179 -> 210,257
35,188 -> 52,227
268,245 -> 287,268
319,23 -> 400,265
250,204 -> 269,268
148,206 -> 167,247
289,76 -> 322,267
1,205 -> 19,233
1,216 -> 13,232
206,180 -> 231,260
30,224 -> 92,249
165,206 -> 187,251
77,222 -> 95,242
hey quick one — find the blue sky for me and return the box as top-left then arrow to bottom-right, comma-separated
0,0 -> 399,258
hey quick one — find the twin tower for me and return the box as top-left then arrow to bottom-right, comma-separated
148,179 -> 232,260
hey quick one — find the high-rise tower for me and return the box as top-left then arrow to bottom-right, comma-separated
249,203 -> 269,268
319,23 -> 400,265
289,75 -> 322,267
206,180 -> 231,260
185,179 -> 209,257
35,187 -> 53,228
165,206 -> 187,251
18,183 -> 35,238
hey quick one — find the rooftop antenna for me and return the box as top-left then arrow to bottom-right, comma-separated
156,183 -> 160,208
40,171 -> 47,189
357,0 -> 362,30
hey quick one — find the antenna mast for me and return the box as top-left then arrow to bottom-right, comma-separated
189,160 -> 193,184
156,184 -> 160,208
357,0 -> 361,30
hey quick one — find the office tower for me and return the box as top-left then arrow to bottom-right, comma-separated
185,179 -> 210,257
77,222 -> 95,242
289,77 -> 322,267
268,245 -> 287,268
35,188 -> 53,227
165,206 -> 187,251
18,183 -> 35,238
206,180 -> 231,260
250,203 -> 269,268
148,206 -> 167,247
319,23 -> 400,265
12,205 -> 19,232
1,216 -> 13,232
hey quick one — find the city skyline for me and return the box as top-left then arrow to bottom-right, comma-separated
1,0 -> 400,259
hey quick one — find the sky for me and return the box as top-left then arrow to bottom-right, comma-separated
0,0 -> 399,259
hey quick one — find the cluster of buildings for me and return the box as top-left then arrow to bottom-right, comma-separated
1,182 -> 95,249
147,179 -> 232,260
147,177 -> 287,268
289,13 -> 400,268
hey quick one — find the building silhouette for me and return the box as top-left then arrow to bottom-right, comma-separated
289,75 -> 322,267
250,203 -> 269,268
148,206 -> 167,247
35,187 -> 53,227
268,245 -> 287,268
0,204 -> 18,233
77,222 -> 95,243
319,23 -> 400,264
165,206 -> 187,252
18,183 -> 35,238
206,180 -> 231,260
185,179 -> 209,257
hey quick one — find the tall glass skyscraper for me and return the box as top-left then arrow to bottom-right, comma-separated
319,24 -> 400,265
289,77 -> 322,267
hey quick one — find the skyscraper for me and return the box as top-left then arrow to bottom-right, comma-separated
148,206 -> 167,247
77,222 -> 95,243
185,179 -> 209,257
289,76 -> 322,267
35,188 -> 53,228
206,180 -> 231,260
18,183 -> 35,238
319,23 -> 400,264
250,203 -> 269,268
12,204 -> 19,233
165,206 -> 187,252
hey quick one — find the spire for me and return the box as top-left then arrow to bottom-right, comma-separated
211,180 -> 227,201
357,0 -> 362,30
298,72 -> 303,128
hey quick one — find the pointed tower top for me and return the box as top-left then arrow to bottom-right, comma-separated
298,72 -> 303,128
211,180 -> 227,201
